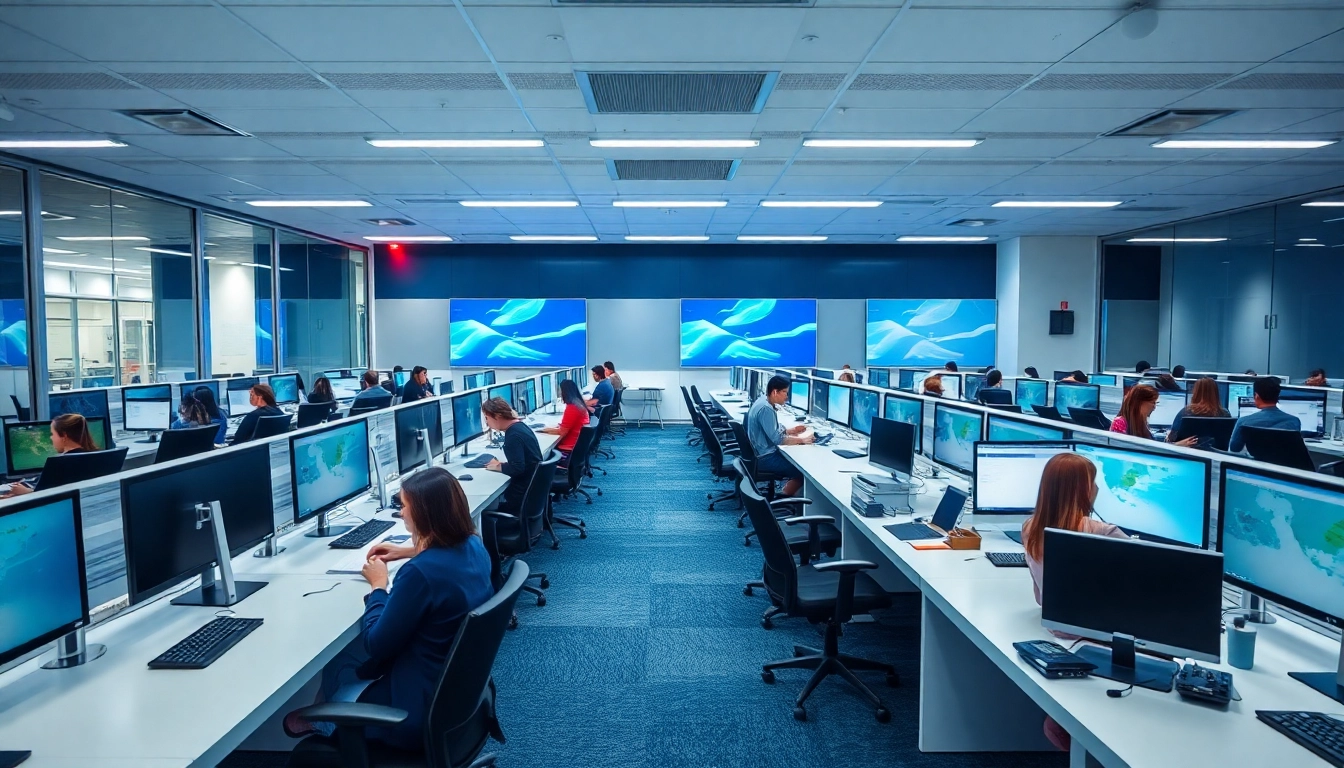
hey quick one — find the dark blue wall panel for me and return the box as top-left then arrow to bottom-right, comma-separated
373,244 -> 996,300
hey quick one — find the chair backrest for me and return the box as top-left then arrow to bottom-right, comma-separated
985,403 -> 1023,414
8,395 -> 29,421
253,413 -> 293,439
739,478 -> 798,611
1241,426 -> 1316,472
729,419 -> 757,466
423,561 -> 529,768
296,402 -> 332,429
1175,416 -> 1237,451
561,426 -> 596,491
732,456 -> 754,486
679,386 -> 696,416
979,388 -> 1013,405
36,447 -> 129,491
590,405 -> 610,444
1067,407 -> 1111,431
689,385 -> 708,408
519,452 -> 561,547
611,387 -> 623,416
154,425 -> 220,464
1031,404 -> 1063,421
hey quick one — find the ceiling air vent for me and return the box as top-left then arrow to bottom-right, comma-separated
364,218 -> 417,227
579,72 -> 776,114
1106,110 -> 1235,137
949,218 -> 1001,228
122,109 -> 250,136
609,159 -> 738,181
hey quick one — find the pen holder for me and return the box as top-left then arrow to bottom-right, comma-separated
946,527 -> 982,550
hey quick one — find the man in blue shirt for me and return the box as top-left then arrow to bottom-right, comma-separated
586,365 -> 614,416
400,366 -> 432,403
1229,377 -> 1302,453
747,375 -> 813,496
352,370 -> 393,410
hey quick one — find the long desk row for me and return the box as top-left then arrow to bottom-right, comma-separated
0,404 -> 562,768
711,389 -> 1342,768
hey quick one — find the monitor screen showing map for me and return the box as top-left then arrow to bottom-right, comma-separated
5,419 -> 109,476
932,403 -> 982,474
1074,442 -> 1210,548
0,492 -> 88,667
289,420 -> 370,525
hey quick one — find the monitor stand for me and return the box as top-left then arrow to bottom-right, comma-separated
0,751 -> 30,768
305,508 -> 355,539
1290,635 -> 1344,705
173,502 -> 268,606
1073,634 -> 1177,693
137,430 -> 161,444
40,627 -> 106,670
1235,591 -> 1276,625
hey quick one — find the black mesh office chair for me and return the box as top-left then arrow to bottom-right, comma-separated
680,386 -> 703,447
591,404 -> 615,461
978,388 -> 1013,406
483,453 -> 559,628
154,425 -> 220,464
608,388 -> 626,437
349,395 -> 392,417
740,479 -> 897,722
287,562 -> 529,768
297,402 -> 335,429
549,426 -> 592,541
254,413 -> 293,439
1240,426 -> 1316,472
1031,404 -> 1064,421
1067,407 -> 1111,431
35,447 -> 129,491
728,421 -> 782,532
1173,416 -> 1236,451
700,419 -> 740,511
8,395 -> 29,421
985,403 -> 1023,413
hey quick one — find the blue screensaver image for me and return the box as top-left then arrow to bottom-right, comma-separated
0,299 -> 28,367
867,299 -> 996,368
681,299 -> 817,367
1,498 -> 84,659
451,299 -> 587,368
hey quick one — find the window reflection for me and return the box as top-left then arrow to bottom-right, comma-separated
203,216 -> 273,377
0,166 -> 30,418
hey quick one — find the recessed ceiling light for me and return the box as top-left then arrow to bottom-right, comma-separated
0,139 -> 125,149
134,247 -> 193,256
45,260 -> 106,270
803,139 -> 981,148
510,235 -> 599,242
56,235 -> 151,241
101,257 -> 127,262
1299,238 -> 1317,242
759,200 -> 883,208
590,139 -> 758,149
42,247 -> 79,254
0,210 -> 74,220
613,200 -> 728,208
1126,237 -> 1228,243
245,200 -> 371,208
1152,139 -> 1337,150
736,236 -> 828,242
624,236 -> 710,242
363,236 -> 454,242
459,200 -> 578,208
1304,201 -> 1344,207
1296,243 -> 1326,247
367,139 -> 544,148
992,200 -> 1123,208
897,236 -> 990,243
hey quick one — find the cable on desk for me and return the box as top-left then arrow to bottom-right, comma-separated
214,609 -> 236,619
303,582 -> 342,598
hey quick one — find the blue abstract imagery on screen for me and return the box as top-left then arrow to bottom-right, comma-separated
0,299 -> 28,367
681,299 -> 817,367
867,299 -> 996,368
451,299 -> 587,368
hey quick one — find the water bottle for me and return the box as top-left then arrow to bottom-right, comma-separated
1228,616 -> 1256,670
1332,416 -> 1344,444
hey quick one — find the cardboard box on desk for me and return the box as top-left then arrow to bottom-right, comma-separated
946,527 -> 982,550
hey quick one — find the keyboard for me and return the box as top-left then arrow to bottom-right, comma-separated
329,519 -> 396,550
986,552 -> 1028,568
884,521 -> 944,541
1257,710 -> 1344,767
148,617 -> 263,670
463,453 -> 496,469
832,449 -> 867,459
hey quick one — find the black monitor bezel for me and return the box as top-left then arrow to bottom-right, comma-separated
1013,378 -> 1049,408
0,490 -> 90,667
288,418 -> 371,527
971,440 -> 1073,514
483,370 -> 497,386
868,416 -> 916,478
811,379 -> 830,421
984,413 -> 1070,443
450,392 -> 486,447
48,387 -> 110,425
120,383 -> 173,433
394,399 -> 444,475
930,401 -> 984,474
881,391 -> 924,453
540,373 -> 554,404
1074,440 -> 1212,549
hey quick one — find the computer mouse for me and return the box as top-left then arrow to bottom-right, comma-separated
458,474 -> 473,482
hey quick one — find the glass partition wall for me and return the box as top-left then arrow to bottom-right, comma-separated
1102,189 -> 1344,382
0,166 -> 32,420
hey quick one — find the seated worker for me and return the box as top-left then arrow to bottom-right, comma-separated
944,361 -> 959,372
540,379 -> 589,460
976,369 -> 1005,402
837,368 -> 856,383
1171,364 -> 1187,379
283,468 -> 493,751
1229,377 -> 1301,454
1305,368 -> 1328,387
1020,452 -> 1129,752
585,365 -> 614,415
603,361 -> 625,392
1024,366 -> 1041,379
401,366 -> 433,403
381,365 -> 404,395
306,376 -> 340,414
1111,384 -> 1196,446
171,392 -> 211,431
193,386 -> 230,444
1244,369 -> 1258,376
1153,373 -> 1182,392
230,384 -> 284,444
481,397 -> 541,513
352,370 -> 393,409
1058,370 -> 1088,384
747,375 -> 814,497
1168,377 -> 1229,440
2,414 -> 96,498
1135,360 -> 1152,375
922,374 -> 944,398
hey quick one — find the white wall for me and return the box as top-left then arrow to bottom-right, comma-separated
997,237 -> 1099,378
817,299 -> 865,369
373,299 -> 451,370
209,263 -> 257,376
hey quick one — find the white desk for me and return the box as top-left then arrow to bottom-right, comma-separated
710,389 -> 1344,767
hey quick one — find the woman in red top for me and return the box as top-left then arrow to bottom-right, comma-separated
541,378 -> 590,457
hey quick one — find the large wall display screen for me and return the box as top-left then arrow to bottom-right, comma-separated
680,299 -> 817,367
867,299 -> 996,368
450,299 -> 587,368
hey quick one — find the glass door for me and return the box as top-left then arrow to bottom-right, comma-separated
117,301 -> 154,384
76,299 -> 116,388
1268,200 -> 1344,381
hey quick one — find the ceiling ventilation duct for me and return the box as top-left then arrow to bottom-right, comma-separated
1106,110 -> 1235,136
609,159 -> 739,181
121,109 -> 250,136
579,72 -> 777,113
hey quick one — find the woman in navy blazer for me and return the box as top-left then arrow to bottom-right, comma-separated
285,467 -> 494,750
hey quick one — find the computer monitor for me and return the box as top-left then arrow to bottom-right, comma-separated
896,368 -> 923,392
541,374 -> 554,405
289,419 -> 371,537
1147,391 -> 1187,429
812,368 -> 834,380
226,376 -> 261,415
868,417 -> 915,480
519,378 -> 538,416
557,369 -> 569,385
922,373 -> 961,400
1225,382 -> 1252,408
178,379 -> 220,406
850,388 -> 879,436
868,368 -> 889,389
1073,442 -> 1210,548
121,384 -> 172,436
789,379 -> 810,412
931,403 -> 983,475
463,373 -> 481,391
394,399 -> 445,475
985,414 -> 1068,443
1014,379 -> 1048,409
483,370 -> 497,386
882,393 -> 923,453
451,392 -> 485,447
1042,529 -> 1224,689
121,444 -> 275,605
0,491 -> 91,668
963,374 -> 986,403
1053,382 -> 1099,415
393,370 -> 410,389
326,375 -> 361,401
4,418 -> 110,477
811,380 -> 830,421
487,382 -> 516,410
1089,373 -> 1117,386
1277,387 -> 1327,436
49,388 -> 111,448
266,374 -> 299,405
972,441 -> 1073,513
827,384 -> 851,427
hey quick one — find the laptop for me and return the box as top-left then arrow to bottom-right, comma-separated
884,486 -> 969,541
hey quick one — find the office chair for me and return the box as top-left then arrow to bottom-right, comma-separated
740,479 -> 897,722
349,397 -> 391,417
580,412 -> 607,495
1173,416 -> 1236,451
35,447 -> 130,491
7,395 -> 28,421
1031,404 -> 1065,421
978,388 -> 1013,406
1067,407 -> 1111,431
549,426 -> 593,538
153,425 -> 219,464
297,402 -> 335,429
680,386 -> 703,446
985,403 -> 1023,413
254,414 -> 293,439
700,421 -> 741,511
728,421 -> 782,531
690,385 -> 728,420
287,562 -> 528,768
483,453 -> 559,628
590,404 -> 615,462
608,387 -> 626,437
1240,426 -> 1316,472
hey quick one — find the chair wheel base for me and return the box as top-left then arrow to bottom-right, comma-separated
761,670 -> 775,684
886,673 -> 900,688
744,537 -> 751,547
596,489 -> 603,496
536,596 -> 547,607
743,585 -> 753,596
508,614 -> 518,631
539,577 -> 550,589
875,707 -> 891,723
793,706 -> 807,722
737,519 -> 745,528
579,530 -> 588,539
550,541 -> 560,550
761,618 -> 773,629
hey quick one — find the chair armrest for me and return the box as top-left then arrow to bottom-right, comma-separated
483,511 -> 518,521
769,497 -> 812,509
784,515 -> 837,565
812,559 -> 877,574
290,702 -> 409,728
783,515 -> 835,527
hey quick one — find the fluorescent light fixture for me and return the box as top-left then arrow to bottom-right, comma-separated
624,236 -> 710,242
613,200 -> 728,208
1126,237 -> 1228,243
803,138 -> 982,148
1300,238 -> 1317,242
510,235 -> 599,242
0,211 -> 20,216
992,200 -> 1123,208
1296,243 -> 1326,247
367,139 -> 544,148
45,260 -> 107,271
245,200 -> 371,208
134,247 -> 193,257
459,200 -> 578,208
736,236 -> 827,242
759,200 -> 883,208
897,236 -> 990,243
363,235 -> 454,242
101,258 -> 126,262
1152,139 -> 1337,150
56,235 -> 150,242
42,247 -> 78,254
590,139 -> 758,149
1303,201 -> 1344,207
0,139 -> 125,149
203,256 -> 216,261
